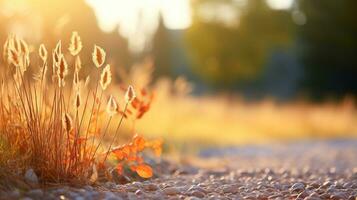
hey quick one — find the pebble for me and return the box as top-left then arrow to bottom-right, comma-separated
184,197 -> 201,200
222,184 -> 238,194
190,190 -> 205,198
297,191 -> 309,199
143,183 -> 159,191
290,182 -> 305,193
24,169 -> 39,185
163,187 -> 181,195
26,189 -> 43,198
134,189 -> 143,196
304,197 -> 322,200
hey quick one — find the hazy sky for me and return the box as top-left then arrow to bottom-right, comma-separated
86,0 -> 294,52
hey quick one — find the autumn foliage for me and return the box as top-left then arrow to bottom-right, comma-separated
0,32 -> 162,184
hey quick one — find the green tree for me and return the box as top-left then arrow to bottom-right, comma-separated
185,0 -> 294,88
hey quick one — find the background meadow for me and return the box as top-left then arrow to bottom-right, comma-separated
0,0 -> 356,152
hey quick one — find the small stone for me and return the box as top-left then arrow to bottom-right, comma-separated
184,197 -> 201,200
310,182 -> 320,188
348,195 -> 356,200
26,189 -> 43,198
190,190 -> 205,198
143,183 -> 159,191
104,181 -> 117,189
297,191 -> 309,199
83,186 -> 93,191
163,187 -> 181,195
330,192 -> 348,200
290,182 -> 305,193
135,189 -> 143,196
304,197 -> 322,200
21,198 -> 33,200
222,184 -> 238,194
103,191 -> 123,200
321,181 -> 333,188
125,186 -> 138,192
188,185 -> 207,194
319,193 -> 330,199
343,182 -> 352,188
243,195 -> 256,200
7,189 -> 21,199
24,169 -> 39,184
268,194 -> 283,199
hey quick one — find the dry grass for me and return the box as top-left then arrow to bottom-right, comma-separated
0,33 -> 161,185
121,63 -> 357,149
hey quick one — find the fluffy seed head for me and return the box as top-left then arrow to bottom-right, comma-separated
75,91 -> 81,108
106,95 -> 118,117
125,85 -> 136,103
100,64 -> 112,90
52,50 -> 59,65
19,39 -> 29,55
13,35 -> 20,52
92,45 -> 106,68
39,44 -> 47,62
3,36 -> 10,62
55,40 -> 62,55
57,55 -> 68,87
63,113 -> 73,132
68,31 -> 82,56
8,49 -> 20,66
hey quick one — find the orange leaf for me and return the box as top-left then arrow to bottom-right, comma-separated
131,97 -> 140,109
112,145 -> 131,160
133,135 -> 146,151
116,164 -> 123,175
136,156 -> 144,163
127,155 -> 138,162
135,164 -> 153,178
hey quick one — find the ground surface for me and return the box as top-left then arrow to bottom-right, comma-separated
1,140 -> 357,200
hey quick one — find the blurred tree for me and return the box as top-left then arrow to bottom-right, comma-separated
0,0 -> 131,73
185,0 -> 294,88
151,15 -> 173,78
298,0 -> 357,98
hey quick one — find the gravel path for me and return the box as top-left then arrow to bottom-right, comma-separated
1,140 -> 357,200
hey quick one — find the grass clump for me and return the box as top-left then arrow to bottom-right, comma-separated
0,32 -> 162,185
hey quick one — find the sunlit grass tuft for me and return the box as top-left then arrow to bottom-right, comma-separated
0,32 -> 162,185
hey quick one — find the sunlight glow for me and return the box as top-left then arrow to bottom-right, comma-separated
86,0 -> 191,53
266,0 -> 294,10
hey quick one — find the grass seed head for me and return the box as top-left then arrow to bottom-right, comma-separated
75,91 -> 81,109
8,49 -> 20,67
106,95 -> 118,117
63,113 -> 73,132
100,64 -> 111,90
92,45 -> 106,68
68,31 -> 82,56
125,85 -> 136,103
3,35 -> 11,62
55,40 -> 62,55
57,54 -> 68,87
12,35 -> 20,53
39,44 -> 47,62
19,39 -> 29,55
